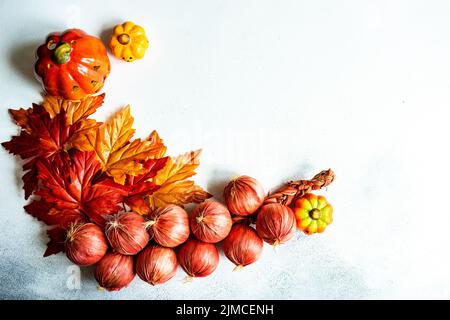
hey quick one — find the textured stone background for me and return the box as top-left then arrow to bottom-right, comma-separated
1,0 -> 449,299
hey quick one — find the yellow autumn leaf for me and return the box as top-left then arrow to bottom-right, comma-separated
147,130 -> 167,159
153,150 -> 201,185
82,105 -> 166,184
147,150 -> 211,210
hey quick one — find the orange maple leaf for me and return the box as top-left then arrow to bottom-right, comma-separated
42,94 -> 104,150
147,150 -> 211,210
81,106 -> 166,185
9,108 -> 34,133
42,94 -> 105,124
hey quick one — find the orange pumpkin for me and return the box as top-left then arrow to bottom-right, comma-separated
35,29 -> 110,100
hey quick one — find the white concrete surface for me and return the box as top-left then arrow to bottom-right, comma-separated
1,0 -> 449,299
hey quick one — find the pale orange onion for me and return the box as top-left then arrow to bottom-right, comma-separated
178,238 -> 219,278
222,224 -> 263,269
256,203 -> 296,245
65,222 -> 107,266
136,245 -> 177,285
145,204 -> 190,248
95,252 -> 135,291
190,201 -> 232,243
105,212 -> 149,255
223,176 -> 265,216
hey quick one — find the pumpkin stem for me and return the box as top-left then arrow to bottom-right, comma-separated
52,42 -> 72,64
118,33 -> 131,45
309,208 -> 321,220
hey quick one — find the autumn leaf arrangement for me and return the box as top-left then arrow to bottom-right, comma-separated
2,26 -> 336,291
1,92 -> 336,290
2,94 -> 210,256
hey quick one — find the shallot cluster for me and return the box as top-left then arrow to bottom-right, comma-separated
60,171 -> 333,291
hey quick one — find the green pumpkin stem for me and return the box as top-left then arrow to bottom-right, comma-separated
53,42 -> 72,65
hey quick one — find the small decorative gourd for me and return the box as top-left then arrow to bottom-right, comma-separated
109,21 -> 149,62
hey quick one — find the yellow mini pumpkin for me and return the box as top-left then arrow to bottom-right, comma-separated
109,21 -> 149,62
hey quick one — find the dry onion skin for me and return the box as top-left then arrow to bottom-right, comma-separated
65,222 -> 107,266
255,203 -> 296,245
190,201 -> 232,243
223,175 -> 265,216
105,212 -> 149,255
136,245 -> 177,285
95,252 -> 135,291
178,238 -> 219,278
145,204 -> 190,248
222,224 -> 263,269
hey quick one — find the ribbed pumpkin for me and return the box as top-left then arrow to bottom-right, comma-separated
293,193 -> 333,235
109,21 -> 149,62
35,29 -> 110,100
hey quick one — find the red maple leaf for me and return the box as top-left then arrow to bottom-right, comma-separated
124,157 -> 168,214
26,151 -> 165,256
43,227 -> 68,257
25,150 -> 127,230
2,99 -> 101,199
2,105 -> 68,198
